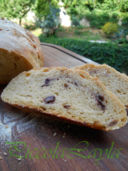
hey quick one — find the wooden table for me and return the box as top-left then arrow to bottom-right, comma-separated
0,43 -> 127,171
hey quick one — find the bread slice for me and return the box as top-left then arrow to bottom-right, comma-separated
0,19 -> 44,84
1,67 -> 127,131
75,64 -> 128,108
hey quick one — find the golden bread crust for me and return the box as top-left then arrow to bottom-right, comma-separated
0,19 -> 44,84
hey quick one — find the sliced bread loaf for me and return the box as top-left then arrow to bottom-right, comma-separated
0,19 -> 44,84
1,67 -> 127,131
75,64 -> 128,109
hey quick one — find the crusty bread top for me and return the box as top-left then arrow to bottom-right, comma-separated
0,19 -> 43,68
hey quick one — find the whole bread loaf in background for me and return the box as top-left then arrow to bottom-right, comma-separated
0,19 -> 44,84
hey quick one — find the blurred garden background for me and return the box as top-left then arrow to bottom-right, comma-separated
0,0 -> 128,73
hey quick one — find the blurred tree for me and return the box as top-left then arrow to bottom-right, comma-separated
62,0 -> 89,17
119,0 -> 128,12
0,0 -> 11,19
40,6 -> 60,36
35,0 -> 58,19
61,0 -> 128,29
62,0 -> 108,18
0,0 -> 35,25
62,0 -> 128,16
35,0 -> 60,37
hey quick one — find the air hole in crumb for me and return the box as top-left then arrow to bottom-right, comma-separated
74,82 -> 78,86
122,92 -> 126,95
63,104 -> 71,109
95,94 -> 105,111
108,120 -> 118,126
26,73 -> 31,77
80,112 -> 84,114
117,90 -> 121,93
64,83 -> 68,88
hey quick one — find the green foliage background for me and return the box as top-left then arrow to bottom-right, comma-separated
35,0 -> 58,19
40,36 -> 128,74
62,0 -> 128,28
0,0 -> 128,28
0,0 -> 128,73
0,0 -> 35,24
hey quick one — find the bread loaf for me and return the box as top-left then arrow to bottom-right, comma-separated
0,19 -> 44,84
75,64 -> 128,109
1,67 -> 127,131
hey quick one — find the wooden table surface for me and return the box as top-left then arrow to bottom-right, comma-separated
0,43 -> 128,171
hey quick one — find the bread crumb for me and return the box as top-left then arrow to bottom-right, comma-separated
1,67 -> 127,131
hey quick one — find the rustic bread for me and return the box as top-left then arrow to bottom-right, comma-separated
0,19 -> 44,84
1,67 -> 127,131
75,64 -> 128,109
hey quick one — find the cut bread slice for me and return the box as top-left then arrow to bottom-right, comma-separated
75,64 -> 128,108
1,67 -> 127,131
